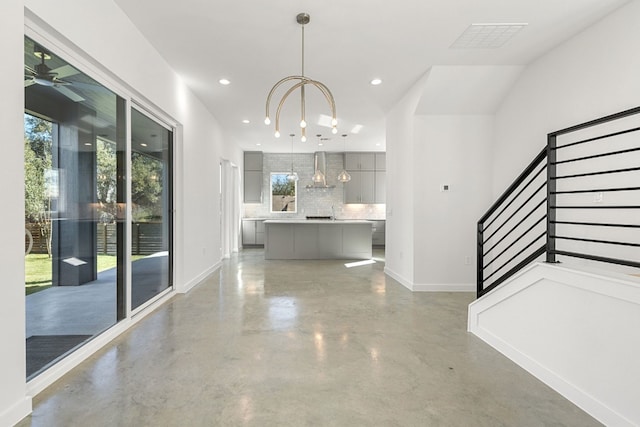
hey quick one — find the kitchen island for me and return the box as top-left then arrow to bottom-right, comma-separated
264,220 -> 372,260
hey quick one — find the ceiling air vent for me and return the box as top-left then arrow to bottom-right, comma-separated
450,23 -> 528,49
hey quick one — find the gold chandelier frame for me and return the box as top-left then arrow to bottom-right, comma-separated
264,13 -> 337,141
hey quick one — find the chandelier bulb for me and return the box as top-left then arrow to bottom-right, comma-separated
331,118 -> 338,126
300,120 -> 307,128
275,131 -> 281,138
264,117 -> 271,125
331,127 -> 338,134
301,135 -> 307,142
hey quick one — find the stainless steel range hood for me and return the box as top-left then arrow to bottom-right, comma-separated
306,151 -> 335,189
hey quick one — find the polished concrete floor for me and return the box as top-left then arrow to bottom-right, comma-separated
18,249 -> 599,426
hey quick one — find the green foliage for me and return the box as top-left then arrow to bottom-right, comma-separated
24,114 -> 53,256
131,152 -> 164,221
96,139 -> 118,223
94,143 -> 165,223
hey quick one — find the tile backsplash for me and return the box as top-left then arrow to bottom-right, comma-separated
243,152 -> 385,220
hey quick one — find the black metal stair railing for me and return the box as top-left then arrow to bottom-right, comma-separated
477,106 -> 640,298
477,147 -> 548,297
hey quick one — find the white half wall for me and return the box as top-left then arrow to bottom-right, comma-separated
412,115 -> 493,290
493,0 -> 640,195
469,263 -> 640,426
0,2 -> 32,426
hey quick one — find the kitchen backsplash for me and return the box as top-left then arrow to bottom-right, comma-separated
243,152 -> 386,220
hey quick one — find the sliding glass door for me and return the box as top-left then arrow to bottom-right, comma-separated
130,108 -> 173,310
24,35 -> 174,379
24,36 -> 126,378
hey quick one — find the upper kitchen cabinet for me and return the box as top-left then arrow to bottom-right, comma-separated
244,151 -> 263,203
245,151 -> 263,170
375,153 -> 385,170
345,153 -> 375,170
344,152 -> 385,204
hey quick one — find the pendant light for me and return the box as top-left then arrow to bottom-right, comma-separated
312,134 -> 326,184
287,134 -> 299,182
264,13 -> 338,141
337,134 -> 351,183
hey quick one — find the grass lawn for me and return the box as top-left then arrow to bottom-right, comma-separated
26,254 -> 146,295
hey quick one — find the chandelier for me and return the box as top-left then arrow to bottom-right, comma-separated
264,13 -> 338,142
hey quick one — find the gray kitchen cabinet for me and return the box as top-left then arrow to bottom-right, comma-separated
371,220 -> 386,247
244,151 -> 263,171
344,152 -> 385,204
345,153 -> 375,170
244,151 -> 263,203
344,171 -> 375,203
375,171 -> 386,204
242,219 -> 265,246
244,171 -> 263,204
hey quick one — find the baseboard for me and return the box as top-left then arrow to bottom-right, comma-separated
0,396 -> 31,427
178,260 -> 221,294
412,283 -> 475,292
471,326 -> 635,427
383,267 -> 413,291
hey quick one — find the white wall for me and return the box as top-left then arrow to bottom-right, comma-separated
384,71 -> 431,287
0,2 -> 32,426
413,115 -> 493,290
469,263 -> 640,426
493,0 -> 640,195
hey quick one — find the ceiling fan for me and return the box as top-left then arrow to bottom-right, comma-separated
24,48 -> 85,102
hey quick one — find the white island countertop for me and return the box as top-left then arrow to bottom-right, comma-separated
263,219 -> 372,225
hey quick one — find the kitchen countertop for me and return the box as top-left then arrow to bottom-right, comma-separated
263,219 -> 372,225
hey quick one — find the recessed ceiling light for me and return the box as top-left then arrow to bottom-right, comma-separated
242,119 -> 250,124
256,143 -> 261,146
370,78 -> 382,86
376,143 -> 381,146
84,142 -> 92,146
219,78 -> 230,85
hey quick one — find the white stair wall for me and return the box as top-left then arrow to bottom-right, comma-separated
468,262 -> 640,427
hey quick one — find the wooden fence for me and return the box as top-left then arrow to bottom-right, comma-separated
26,222 -> 165,256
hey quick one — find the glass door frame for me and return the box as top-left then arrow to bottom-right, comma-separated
129,102 -> 176,317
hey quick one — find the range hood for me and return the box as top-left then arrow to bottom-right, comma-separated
306,151 -> 335,189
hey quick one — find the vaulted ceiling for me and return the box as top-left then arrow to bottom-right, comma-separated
113,0 -> 629,153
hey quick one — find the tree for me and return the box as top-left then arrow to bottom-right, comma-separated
131,152 -> 163,221
24,114 -> 53,256
271,175 -> 295,196
96,139 -> 117,223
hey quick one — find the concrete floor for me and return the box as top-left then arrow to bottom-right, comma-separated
18,249 -> 599,426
